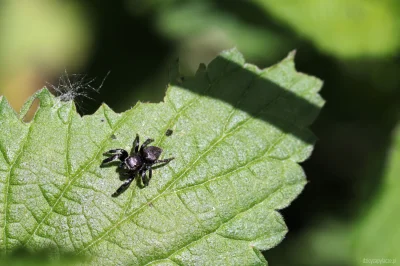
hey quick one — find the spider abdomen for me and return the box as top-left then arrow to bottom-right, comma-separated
142,146 -> 162,162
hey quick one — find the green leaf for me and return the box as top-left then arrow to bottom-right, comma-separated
253,0 -> 400,58
354,125 -> 400,265
0,48 -> 323,265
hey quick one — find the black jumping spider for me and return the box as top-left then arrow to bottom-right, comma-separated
102,134 -> 174,197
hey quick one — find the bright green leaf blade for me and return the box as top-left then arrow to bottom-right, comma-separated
0,48 -> 323,265
253,0 -> 400,58
354,125 -> 400,265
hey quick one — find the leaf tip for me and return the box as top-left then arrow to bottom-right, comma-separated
281,50 -> 297,64
33,87 -> 55,107
0,94 -> 15,114
223,46 -> 239,54
219,47 -> 245,65
100,102 -> 114,114
196,63 -> 207,75
288,49 -> 297,59
0,95 -> 6,109
18,87 -> 54,120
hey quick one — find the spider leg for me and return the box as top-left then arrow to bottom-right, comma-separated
131,134 -> 140,155
112,173 -> 136,197
140,138 -> 154,152
141,169 -> 149,187
120,171 -> 130,176
119,162 -> 127,169
147,167 -> 152,184
102,149 -> 128,165
102,154 -> 122,165
103,149 -> 128,157
154,157 -> 175,164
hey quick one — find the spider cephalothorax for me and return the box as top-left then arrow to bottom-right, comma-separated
102,134 -> 174,197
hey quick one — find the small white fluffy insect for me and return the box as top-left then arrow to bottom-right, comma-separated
47,70 -> 109,111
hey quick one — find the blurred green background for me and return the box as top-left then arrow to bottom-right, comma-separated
1,0 -> 399,265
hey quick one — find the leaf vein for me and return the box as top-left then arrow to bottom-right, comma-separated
77,65 -> 287,254
23,105 -> 138,248
3,119 -> 34,253
0,144 -> 10,165
147,183 -> 298,265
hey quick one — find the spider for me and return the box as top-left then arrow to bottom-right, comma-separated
101,134 -> 174,197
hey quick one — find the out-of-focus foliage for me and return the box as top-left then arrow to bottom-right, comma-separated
252,0 -> 400,58
130,0 -> 293,72
155,2 -> 289,60
0,0 -> 90,73
266,220 -> 352,266
353,125 -> 400,265
0,250 -> 84,266
0,0 -> 91,111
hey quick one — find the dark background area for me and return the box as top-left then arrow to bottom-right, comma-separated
1,0 -> 399,265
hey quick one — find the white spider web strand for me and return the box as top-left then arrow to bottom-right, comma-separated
47,70 -> 110,111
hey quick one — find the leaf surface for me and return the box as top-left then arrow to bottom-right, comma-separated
0,49 -> 323,265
